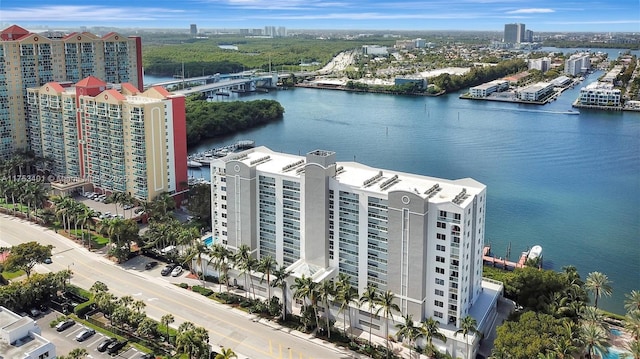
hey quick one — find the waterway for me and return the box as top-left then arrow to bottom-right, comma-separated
151,51 -> 639,315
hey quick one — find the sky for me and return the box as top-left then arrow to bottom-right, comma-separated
1,0 -> 639,33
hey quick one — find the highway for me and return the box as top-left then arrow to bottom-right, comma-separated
0,214 -> 360,359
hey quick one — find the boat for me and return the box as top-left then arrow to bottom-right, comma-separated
527,245 -> 543,260
187,160 -> 202,168
566,110 -> 579,115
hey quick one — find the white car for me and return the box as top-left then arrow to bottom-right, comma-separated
171,266 -> 183,277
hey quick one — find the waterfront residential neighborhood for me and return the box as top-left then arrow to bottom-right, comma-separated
1,1 -> 640,358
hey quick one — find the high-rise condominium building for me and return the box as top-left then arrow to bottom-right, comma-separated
26,76 -> 187,202
0,25 -> 143,158
209,146 -> 503,358
504,23 -> 525,44
190,24 -> 198,37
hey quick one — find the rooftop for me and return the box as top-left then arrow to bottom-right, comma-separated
221,146 -> 485,206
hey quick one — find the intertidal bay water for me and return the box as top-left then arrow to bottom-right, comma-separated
181,69 -> 639,314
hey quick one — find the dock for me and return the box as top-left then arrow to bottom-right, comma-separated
188,140 -> 255,166
483,245 -> 527,270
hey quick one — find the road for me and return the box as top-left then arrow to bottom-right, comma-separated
0,214 -> 359,359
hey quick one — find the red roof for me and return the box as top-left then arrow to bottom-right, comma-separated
121,83 -> 139,94
151,86 -> 171,97
44,82 -> 66,93
102,89 -> 126,101
1,25 -> 30,41
62,32 -> 78,40
76,76 -> 107,88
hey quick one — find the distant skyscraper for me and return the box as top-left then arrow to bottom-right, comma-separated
0,25 -> 143,159
190,24 -> 198,36
525,29 -> 534,43
504,23 -> 525,43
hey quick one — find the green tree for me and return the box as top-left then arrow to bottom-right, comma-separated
318,279 -> 336,338
215,347 -> 238,359
271,265 -> 292,321
176,324 -> 209,359
160,314 -> 175,343
3,241 -> 53,278
291,275 -> 320,331
187,183 -> 212,224
376,290 -> 400,355
455,315 -> 480,359
395,314 -> 422,359
90,281 -> 108,294
494,311 -> 569,359
360,283 -> 380,345
581,324 -> 610,359
258,255 -> 277,301
211,243 -> 231,292
585,272 -> 613,309
335,274 -> 358,339
422,317 -> 447,357
137,317 -> 158,338
66,348 -> 89,359
625,290 -> 640,314
183,239 -> 211,285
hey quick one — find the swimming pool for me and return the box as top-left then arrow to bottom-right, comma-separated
611,329 -> 622,336
603,348 -> 629,359
203,236 -> 214,247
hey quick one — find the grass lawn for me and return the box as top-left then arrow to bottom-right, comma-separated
2,269 -> 26,279
69,229 -> 110,247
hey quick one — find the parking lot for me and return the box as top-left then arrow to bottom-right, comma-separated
74,193 -> 142,220
37,310 -> 152,359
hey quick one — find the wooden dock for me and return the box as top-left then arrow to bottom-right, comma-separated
483,245 -> 527,270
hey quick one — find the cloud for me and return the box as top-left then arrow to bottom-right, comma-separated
507,8 -> 555,14
1,5 -> 185,22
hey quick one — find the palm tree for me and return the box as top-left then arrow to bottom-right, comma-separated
585,271 -> 613,309
580,306 -> 609,333
215,347 -> 238,359
625,290 -> 640,314
395,314 -> 422,359
66,348 -> 89,359
376,290 -> 400,356
291,275 -> 320,331
455,315 -> 480,359
183,240 -> 211,285
90,281 -> 108,294
625,310 -> 640,341
176,325 -> 209,359
318,279 -> 336,338
211,243 -> 231,292
271,265 -> 292,321
422,317 -> 447,356
258,255 -> 277,301
536,352 -> 557,359
581,323 -> 610,359
360,283 -> 380,345
335,274 -> 359,339
234,244 -> 253,297
160,314 -> 175,343
624,338 -> 640,359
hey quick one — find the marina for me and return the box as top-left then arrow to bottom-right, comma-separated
482,244 -> 542,270
188,140 -> 255,167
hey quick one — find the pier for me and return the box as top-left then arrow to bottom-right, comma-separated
483,245 -> 527,270
188,140 -> 255,166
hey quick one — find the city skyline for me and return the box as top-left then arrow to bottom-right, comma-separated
1,0 -> 639,33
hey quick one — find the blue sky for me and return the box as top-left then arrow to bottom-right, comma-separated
1,0 -> 639,32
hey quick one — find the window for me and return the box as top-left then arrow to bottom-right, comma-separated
437,233 -> 446,241
436,267 -> 445,274
434,311 -> 443,318
439,210 -> 447,217
454,213 -> 461,220
435,289 -> 444,296
436,244 -> 446,251
436,256 -> 445,263
435,278 -> 444,285
435,300 -> 444,307
437,222 -> 446,228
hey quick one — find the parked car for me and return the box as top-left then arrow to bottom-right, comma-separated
75,328 -> 96,342
161,264 -> 177,276
123,204 -> 133,210
171,265 -> 183,277
43,257 -> 52,264
107,340 -> 128,354
140,354 -> 155,359
55,319 -> 75,332
145,261 -> 159,270
28,308 -> 41,317
97,338 -> 116,352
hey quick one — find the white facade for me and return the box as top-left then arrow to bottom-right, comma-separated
518,82 -> 554,101
209,146 -> 502,359
469,80 -> 509,97
579,82 -> 621,107
362,45 -> 388,56
565,53 -> 591,76
528,57 -> 551,72
0,307 -> 56,359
